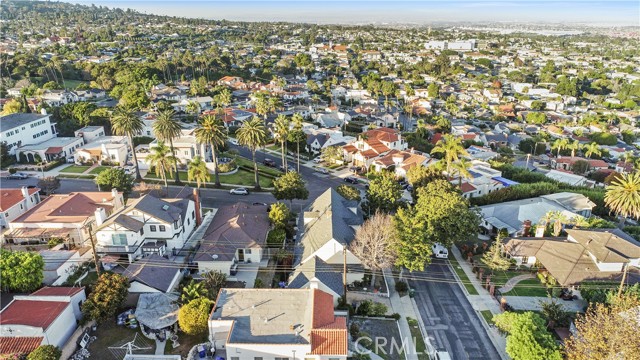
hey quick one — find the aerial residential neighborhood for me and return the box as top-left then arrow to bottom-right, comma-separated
0,1 -> 639,360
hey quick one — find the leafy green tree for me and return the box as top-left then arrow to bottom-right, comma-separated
111,105 -> 144,180
273,171 -> 309,206
393,180 -> 479,271
118,85 -> 149,109
365,171 -> 402,213
27,345 -> 61,360
526,112 -> 546,124
493,311 -> 562,360
178,298 -> 213,336
518,139 -> 546,155
154,109 -> 183,184
551,138 -> 569,157
194,115 -> 226,187
605,172 -> 640,224
481,235 -> 511,274
571,160 -> 590,175
321,145 -> 343,164
336,184 -> 361,202
583,142 -> 602,159
427,82 -> 439,99
236,117 -> 267,190
1,98 -> 22,114
81,273 -> 129,323
268,202 -> 290,229
146,141 -> 177,192
540,300 -> 569,329
187,156 -> 210,189
95,167 -> 134,197
406,166 -> 445,192
37,176 -> 60,195
0,250 -> 44,292
180,280 -> 208,304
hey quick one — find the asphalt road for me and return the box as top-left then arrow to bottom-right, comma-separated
409,259 -> 501,360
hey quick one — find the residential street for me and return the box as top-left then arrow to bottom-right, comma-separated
409,259 -> 501,360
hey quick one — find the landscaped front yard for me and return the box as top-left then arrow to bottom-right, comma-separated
145,168 -> 274,188
88,166 -> 111,175
60,164 -> 91,173
88,322 -> 154,360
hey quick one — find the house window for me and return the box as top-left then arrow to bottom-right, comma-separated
20,204 -> 23,210
150,225 -> 157,232
112,234 -> 127,245
231,358 -> 239,360
187,218 -> 190,225
254,358 -> 263,360
192,210 -> 195,219
275,357 -> 289,360
245,249 -> 252,255
521,256 -> 529,263
159,225 -> 166,232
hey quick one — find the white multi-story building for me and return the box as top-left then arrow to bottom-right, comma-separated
95,194 -> 197,263
0,112 -> 57,154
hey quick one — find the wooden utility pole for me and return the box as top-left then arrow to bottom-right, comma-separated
343,247 -> 347,301
617,263 -> 628,298
87,221 -> 101,276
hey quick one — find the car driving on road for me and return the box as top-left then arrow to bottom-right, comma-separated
229,188 -> 249,195
344,176 -> 359,184
6,172 -> 29,180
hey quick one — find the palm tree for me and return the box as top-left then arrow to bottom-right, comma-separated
605,172 -> 640,226
583,142 -> 602,159
541,211 -> 571,237
111,105 -> 144,181
180,280 -> 207,305
185,100 -> 200,121
430,134 -> 469,174
451,158 -> 472,187
289,113 -> 306,172
218,88 -> 232,109
567,140 -> 581,157
236,117 -> 267,190
146,142 -> 176,194
194,115 -> 226,187
153,109 -> 183,185
274,114 -> 290,169
551,138 -> 570,157
187,156 -> 210,189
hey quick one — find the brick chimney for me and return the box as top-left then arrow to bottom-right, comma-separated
522,220 -> 532,237
193,188 -> 202,226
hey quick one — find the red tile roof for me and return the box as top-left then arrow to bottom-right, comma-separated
13,192 -> 117,224
30,287 -> 84,297
312,289 -> 336,328
0,337 -> 43,355
364,128 -> 399,143
431,132 -> 443,145
310,327 -> 348,355
460,182 -> 477,193
0,188 -> 39,212
0,300 -> 69,329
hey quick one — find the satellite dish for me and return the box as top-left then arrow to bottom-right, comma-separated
211,254 -> 219,259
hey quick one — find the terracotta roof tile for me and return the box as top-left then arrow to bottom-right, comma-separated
0,300 -> 68,329
0,337 -> 43,355
460,182 -> 477,193
310,328 -> 348,355
0,188 -> 39,212
13,192 -> 117,224
312,289 -> 336,328
30,287 -> 84,297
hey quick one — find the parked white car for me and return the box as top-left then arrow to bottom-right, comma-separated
228,138 -> 239,145
229,188 -> 249,195
432,243 -> 449,259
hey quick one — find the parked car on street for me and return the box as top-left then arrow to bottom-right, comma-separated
432,243 -> 449,259
263,158 -> 276,167
229,188 -> 249,195
6,172 -> 29,180
344,176 -> 359,184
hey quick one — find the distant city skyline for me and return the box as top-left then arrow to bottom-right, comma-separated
67,1 -> 640,26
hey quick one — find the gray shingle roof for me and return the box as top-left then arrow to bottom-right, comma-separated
288,256 -> 344,296
132,195 -> 184,224
0,113 -> 49,132
119,254 -> 180,292
297,189 -> 362,265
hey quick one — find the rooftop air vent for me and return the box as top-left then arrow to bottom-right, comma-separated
162,205 -> 170,211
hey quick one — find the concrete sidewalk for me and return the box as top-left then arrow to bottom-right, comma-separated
383,269 -> 428,360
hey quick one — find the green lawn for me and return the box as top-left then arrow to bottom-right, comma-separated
60,164 -> 91,173
501,278 -> 549,297
232,156 -> 281,177
480,310 -> 495,325
406,317 -> 430,360
63,79 -> 89,89
266,144 -> 280,151
146,168 -> 274,188
88,166 -> 110,175
448,257 -> 479,295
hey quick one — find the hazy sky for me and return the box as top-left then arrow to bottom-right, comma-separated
68,1 -> 640,26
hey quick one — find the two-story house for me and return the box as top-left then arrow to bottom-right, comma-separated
370,149 -> 430,179
0,112 -> 57,154
95,194 -> 196,263
4,190 -> 124,246
209,288 -> 347,360
288,189 -> 364,303
0,187 -> 41,229
342,128 -> 407,170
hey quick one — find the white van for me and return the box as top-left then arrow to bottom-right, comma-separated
435,351 -> 451,360
432,243 -> 449,259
